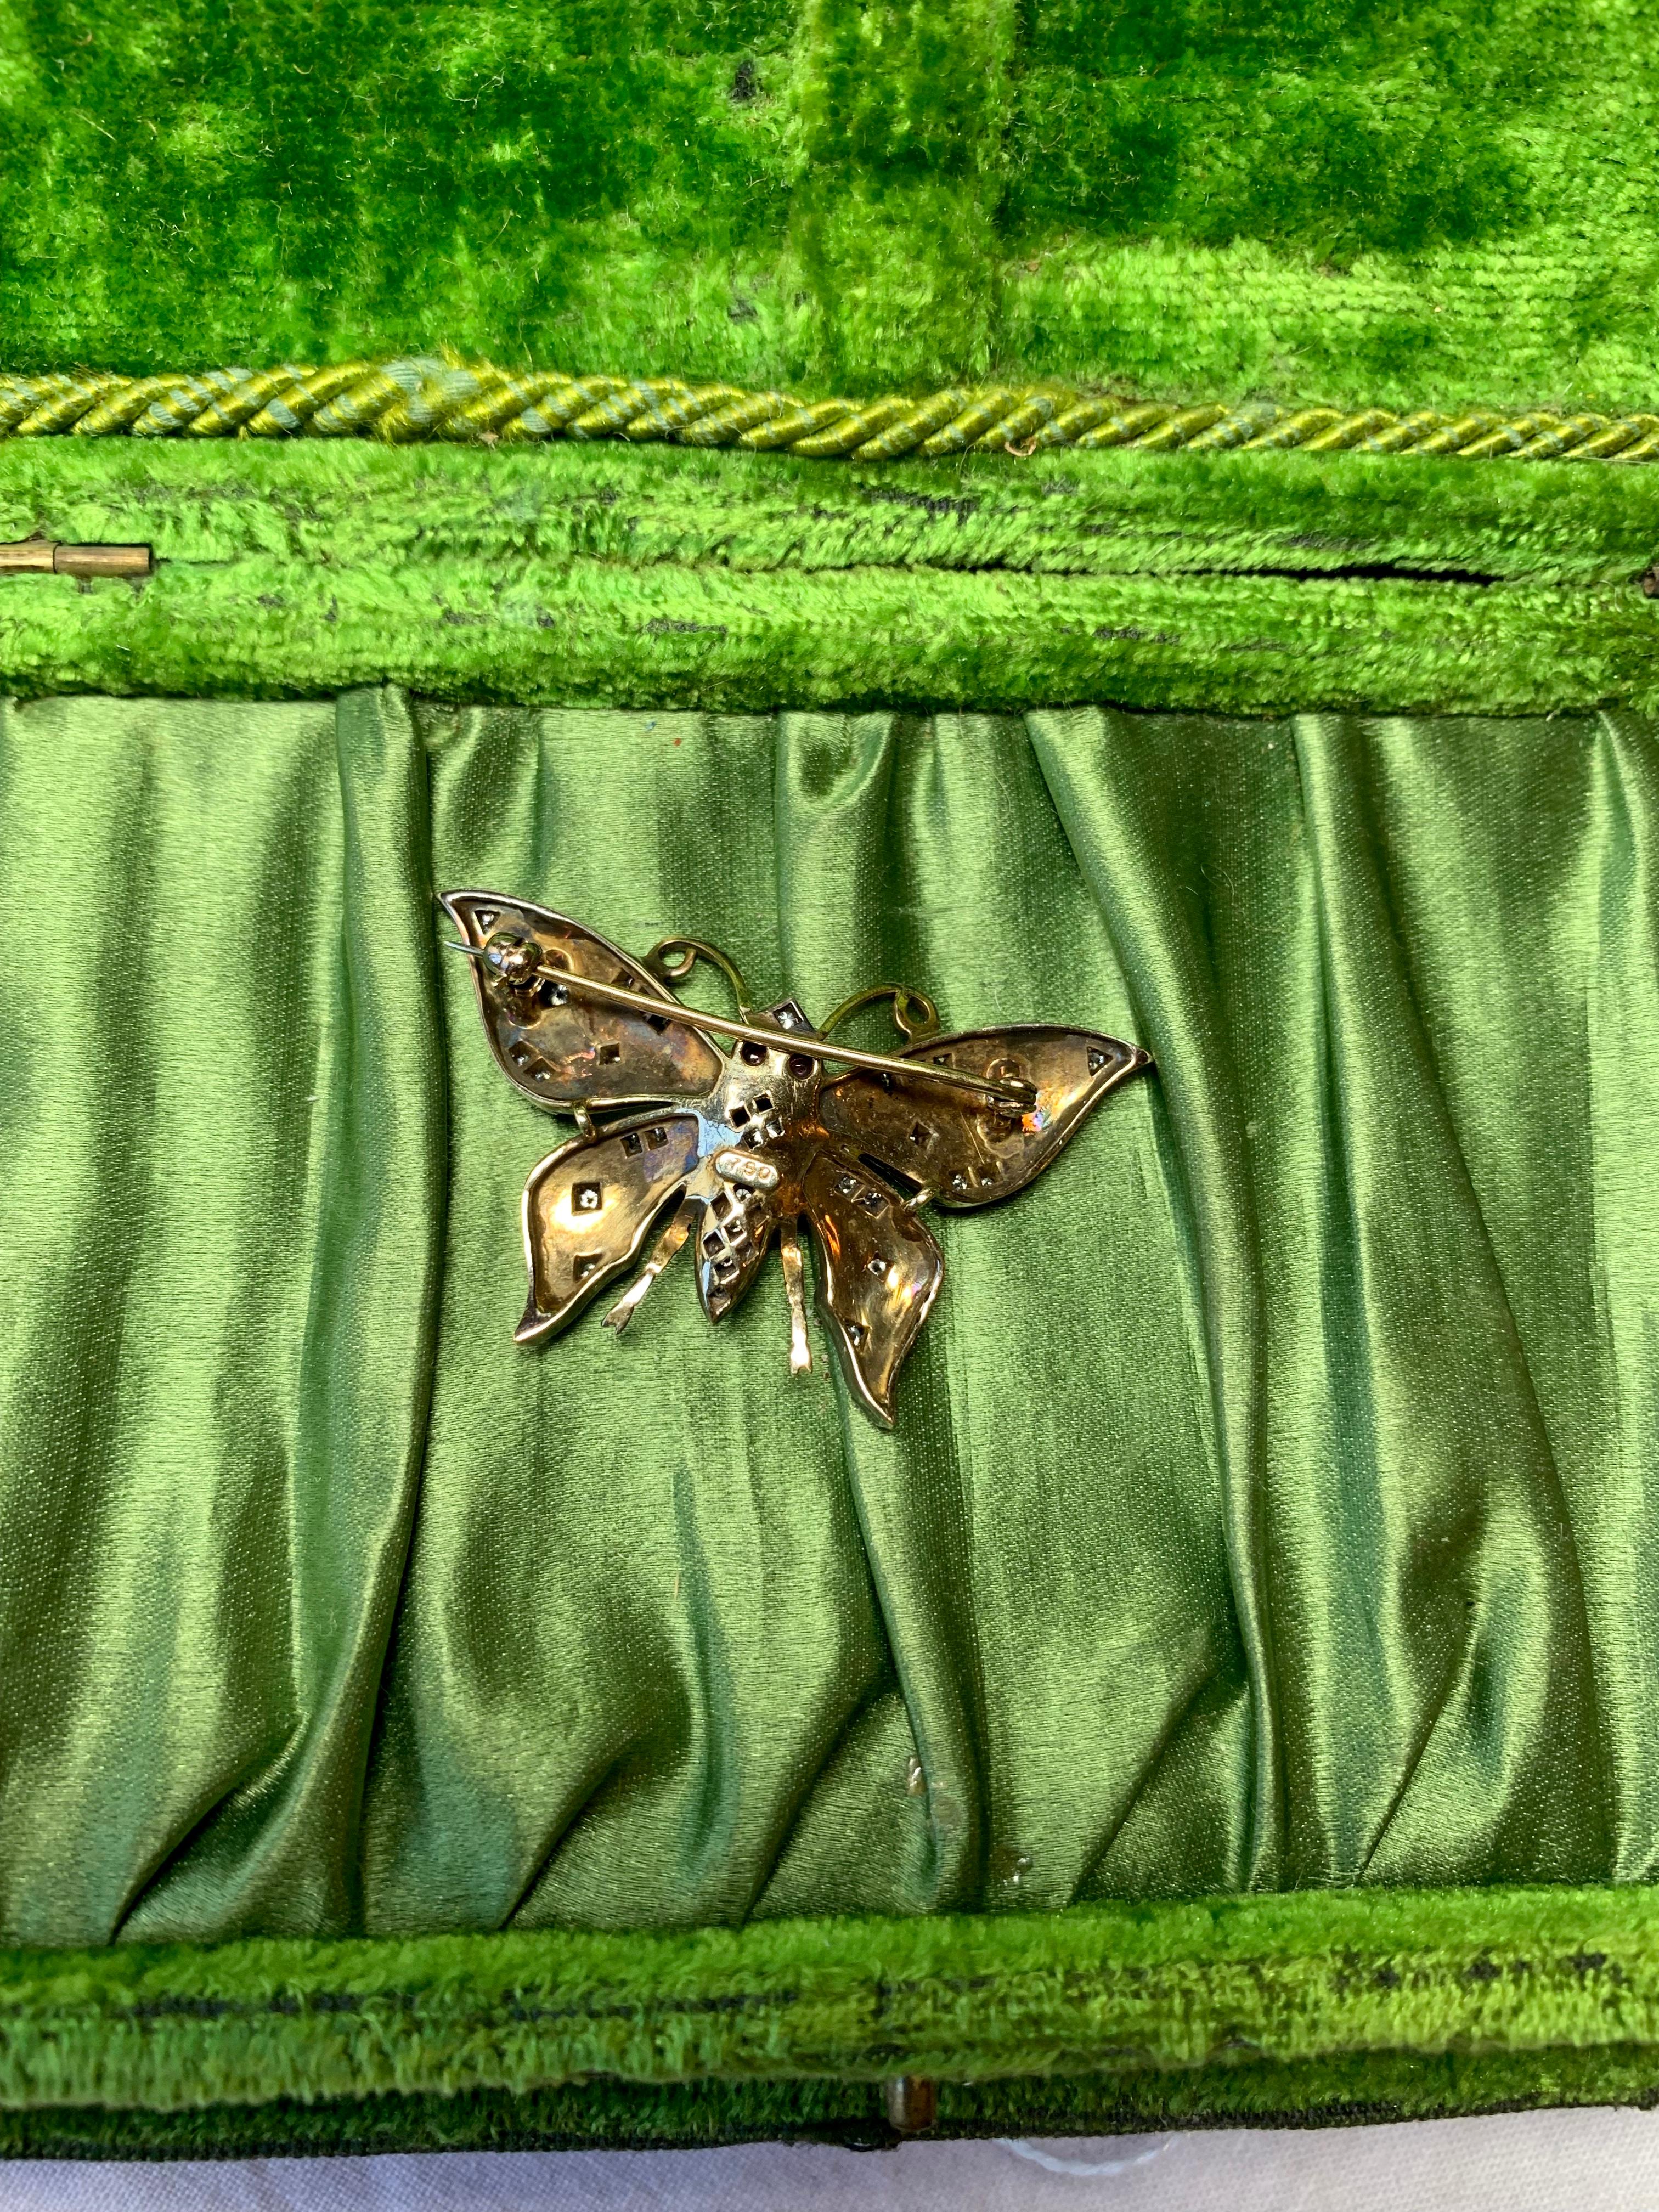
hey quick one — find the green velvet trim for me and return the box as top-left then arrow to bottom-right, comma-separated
2,1888 -> 1659,2145
12,2052 -> 1659,2158
2,0 -> 1655,411
0,442 -> 1654,713
10,438 -> 1658,579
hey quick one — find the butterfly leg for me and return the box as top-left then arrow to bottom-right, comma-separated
778,1221 -> 814,1375
601,1197 -> 698,1335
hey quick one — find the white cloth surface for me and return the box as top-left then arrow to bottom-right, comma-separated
1,2111 -> 1658,2211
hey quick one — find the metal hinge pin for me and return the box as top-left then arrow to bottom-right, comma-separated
0,539 -> 152,579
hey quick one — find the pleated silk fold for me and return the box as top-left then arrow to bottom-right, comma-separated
0,695 -> 1649,1943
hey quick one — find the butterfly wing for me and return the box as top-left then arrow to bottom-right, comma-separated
518,1113 -> 704,1343
443,890 -> 725,1112
802,1150 -> 943,1427
819,1026 -> 1148,1210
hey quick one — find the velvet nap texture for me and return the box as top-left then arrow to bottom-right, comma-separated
2,0 -> 1656,411
1,442 -> 1655,718
0,691 -> 1654,1950
5,1886 -> 1659,2147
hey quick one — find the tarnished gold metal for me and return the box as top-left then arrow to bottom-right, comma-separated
884,2076 -> 939,2135
442,893 -> 1152,1426
820,981 -> 941,1044
0,539 -> 151,577
476,959 -> 1035,1109
643,936 -> 755,1019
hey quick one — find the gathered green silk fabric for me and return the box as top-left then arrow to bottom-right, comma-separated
0,691 -> 1652,1947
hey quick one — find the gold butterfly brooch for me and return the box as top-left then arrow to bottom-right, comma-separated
442,894 -> 1152,1426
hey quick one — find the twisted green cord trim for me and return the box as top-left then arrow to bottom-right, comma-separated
4,360 -> 1658,463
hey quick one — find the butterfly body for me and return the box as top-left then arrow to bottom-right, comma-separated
442,891 -> 1150,1425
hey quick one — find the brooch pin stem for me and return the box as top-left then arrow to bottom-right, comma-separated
448,941 -> 1036,1108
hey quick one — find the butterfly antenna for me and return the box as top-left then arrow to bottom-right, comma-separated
602,1198 -> 697,1335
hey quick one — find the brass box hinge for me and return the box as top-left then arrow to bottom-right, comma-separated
884,2075 -> 939,2134
0,538 -> 152,579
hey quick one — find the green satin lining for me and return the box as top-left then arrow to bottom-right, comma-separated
0,692 -> 1647,1945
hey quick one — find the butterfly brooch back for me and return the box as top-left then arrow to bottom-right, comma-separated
442,893 -> 1151,1426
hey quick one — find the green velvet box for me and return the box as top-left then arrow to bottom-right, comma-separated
1,0 -> 1657,2158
